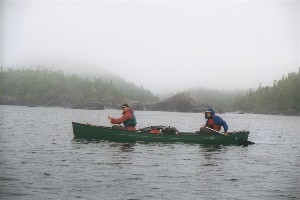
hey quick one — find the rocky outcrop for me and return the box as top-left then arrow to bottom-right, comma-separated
150,92 -> 207,112
0,93 -> 209,113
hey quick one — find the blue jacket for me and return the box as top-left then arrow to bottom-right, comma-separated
205,108 -> 228,132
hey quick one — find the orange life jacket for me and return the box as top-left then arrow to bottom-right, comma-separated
206,118 -> 221,131
149,129 -> 160,134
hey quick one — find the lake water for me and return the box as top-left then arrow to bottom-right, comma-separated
0,105 -> 299,200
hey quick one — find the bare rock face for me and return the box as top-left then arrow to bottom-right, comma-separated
151,92 -> 206,112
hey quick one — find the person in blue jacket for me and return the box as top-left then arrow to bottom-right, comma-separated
203,108 -> 228,134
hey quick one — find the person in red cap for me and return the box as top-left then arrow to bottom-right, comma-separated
107,103 -> 137,131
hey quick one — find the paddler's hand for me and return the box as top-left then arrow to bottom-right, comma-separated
107,116 -> 113,124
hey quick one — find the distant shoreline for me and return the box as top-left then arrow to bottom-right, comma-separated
1,104 -> 299,116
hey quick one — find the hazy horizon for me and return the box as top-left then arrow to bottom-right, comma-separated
1,0 -> 299,94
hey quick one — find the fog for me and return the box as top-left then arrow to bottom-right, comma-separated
1,0 -> 299,94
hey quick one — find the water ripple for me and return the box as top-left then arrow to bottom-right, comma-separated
0,105 -> 299,200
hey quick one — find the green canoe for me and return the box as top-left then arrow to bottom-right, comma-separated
72,122 -> 254,145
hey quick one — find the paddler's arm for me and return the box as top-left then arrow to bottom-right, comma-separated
107,114 -> 132,124
213,116 -> 229,132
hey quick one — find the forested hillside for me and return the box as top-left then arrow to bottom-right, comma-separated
0,67 -> 159,107
234,69 -> 300,115
1,67 -> 299,115
186,88 -> 244,113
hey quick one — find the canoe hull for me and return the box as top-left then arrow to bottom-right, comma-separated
72,122 -> 251,145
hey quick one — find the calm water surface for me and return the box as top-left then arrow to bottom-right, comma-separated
0,105 -> 299,200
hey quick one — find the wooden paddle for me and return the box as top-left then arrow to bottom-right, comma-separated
203,126 -> 255,145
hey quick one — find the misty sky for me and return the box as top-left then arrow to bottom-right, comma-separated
1,0 -> 299,93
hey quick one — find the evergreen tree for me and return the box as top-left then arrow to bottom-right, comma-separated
234,70 -> 300,115
0,67 -> 159,107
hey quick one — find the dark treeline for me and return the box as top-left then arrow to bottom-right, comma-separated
234,69 -> 300,115
0,67 -> 159,107
1,67 -> 299,115
183,68 -> 300,115
187,88 -> 244,113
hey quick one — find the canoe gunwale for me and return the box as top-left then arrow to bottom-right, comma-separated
72,122 -> 253,145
